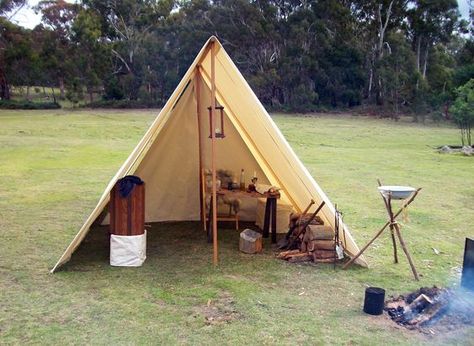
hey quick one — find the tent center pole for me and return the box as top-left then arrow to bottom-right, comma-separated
210,40 -> 218,265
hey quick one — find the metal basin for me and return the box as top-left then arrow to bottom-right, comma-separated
378,186 -> 416,200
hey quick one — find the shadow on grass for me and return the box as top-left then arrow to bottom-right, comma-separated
60,222 -> 270,273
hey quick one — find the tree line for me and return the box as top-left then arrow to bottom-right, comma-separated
0,0 -> 473,119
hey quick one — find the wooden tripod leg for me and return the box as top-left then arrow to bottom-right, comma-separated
343,221 -> 390,269
394,224 -> 419,281
345,187 -> 422,270
383,193 -> 399,264
390,227 -> 399,264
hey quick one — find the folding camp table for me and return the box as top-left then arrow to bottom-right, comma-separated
207,188 -> 281,243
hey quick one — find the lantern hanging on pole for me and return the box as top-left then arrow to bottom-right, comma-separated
207,104 -> 225,139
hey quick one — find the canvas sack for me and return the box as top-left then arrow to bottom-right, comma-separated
110,230 -> 146,267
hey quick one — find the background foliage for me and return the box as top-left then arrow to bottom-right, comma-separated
0,0 -> 473,117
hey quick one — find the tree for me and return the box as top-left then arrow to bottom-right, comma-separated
450,79 -> 474,146
65,77 -> 84,107
71,8 -> 108,103
35,0 -> 79,98
5,27 -> 38,99
454,39 -> 474,88
0,18 -> 37,100
0,18 -> 14,99
83,0 -> 176,100
379,31 -> 417,118
0,1 -> 26,99
0,0 -> 469,114
407,0 -> 459,83
0,0 -> 26,17
350,0 -> 410,106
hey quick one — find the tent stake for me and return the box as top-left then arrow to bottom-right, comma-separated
210,40 -> 218,265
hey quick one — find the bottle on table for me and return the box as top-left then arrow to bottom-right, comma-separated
240,169 -> 245,191
252,171 -> 258,184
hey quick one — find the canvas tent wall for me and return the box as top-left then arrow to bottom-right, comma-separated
51,37 -> 368,272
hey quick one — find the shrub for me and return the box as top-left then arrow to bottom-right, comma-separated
450,79 -> 474,146
83,99 -> 161,109
0,100 -> 61,109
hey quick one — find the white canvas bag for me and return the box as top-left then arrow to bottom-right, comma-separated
110,230 -> 146,267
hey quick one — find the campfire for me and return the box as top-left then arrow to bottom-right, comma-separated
385,286 -> 474,332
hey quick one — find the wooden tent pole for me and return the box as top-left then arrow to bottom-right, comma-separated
196,66 -> 206,231
210,40 -> 218,265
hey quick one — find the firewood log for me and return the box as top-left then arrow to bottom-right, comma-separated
287,254 -> 313,263
286,252 -> 310,258
302,227 -> 334,252
279,251 -> 312,262
289,213 -> 324,226
417,304 -> 444,326
404,294 -> 443,326
313,250 -> 337,259
404,294 -> 433,315
307,225 -> 334,240
277,249 -> 300,259
302,229 -> 314,247
300,242 -> 307,253
311,240 -> 335,251
313,258 -> 336,263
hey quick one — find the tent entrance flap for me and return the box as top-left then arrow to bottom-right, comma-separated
51,36 -> 368,273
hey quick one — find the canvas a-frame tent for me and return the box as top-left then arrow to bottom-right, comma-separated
51,37 -> 368,272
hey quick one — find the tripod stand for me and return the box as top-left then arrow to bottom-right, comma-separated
343,183 -> 421,281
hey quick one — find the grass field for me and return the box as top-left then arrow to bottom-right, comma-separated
0,109 -> 472,345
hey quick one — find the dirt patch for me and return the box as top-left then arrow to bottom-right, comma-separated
193,291 -> 241,325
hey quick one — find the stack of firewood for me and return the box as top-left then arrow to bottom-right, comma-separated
278,213 -> 338,263
303,225 -> 337,263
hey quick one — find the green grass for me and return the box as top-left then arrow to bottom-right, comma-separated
0,109 -> 472,345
